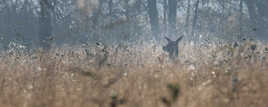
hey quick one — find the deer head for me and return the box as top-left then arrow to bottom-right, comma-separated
163,36 -> 184,59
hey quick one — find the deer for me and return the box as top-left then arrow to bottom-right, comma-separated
163,35 -> 184,59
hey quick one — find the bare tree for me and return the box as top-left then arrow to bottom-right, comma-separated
191,0 -> 200,40
238,0 -> 244,39
163,0 -> 168,35
168,0 -> 177,36
245,0 -> 268,40
185,0 -> 191,35
108,0 -> 113,15
39,0 -> 53,50
148,0 -> 160,40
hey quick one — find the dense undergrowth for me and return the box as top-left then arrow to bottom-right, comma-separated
0,40 -> 268,107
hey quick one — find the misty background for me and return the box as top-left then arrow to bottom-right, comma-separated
0,0 -> 267,51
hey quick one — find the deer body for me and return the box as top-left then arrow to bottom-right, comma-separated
163,36 -> 184,59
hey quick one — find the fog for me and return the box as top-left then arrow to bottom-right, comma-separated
1,1 -> 268,106
0,0 -> 267,51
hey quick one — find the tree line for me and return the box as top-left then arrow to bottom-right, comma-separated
0,0 -> 267,50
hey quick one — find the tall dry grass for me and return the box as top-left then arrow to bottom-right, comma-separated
0,40 -> 268,107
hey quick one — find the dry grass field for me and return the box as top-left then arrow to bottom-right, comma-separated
0,40 -> 268,107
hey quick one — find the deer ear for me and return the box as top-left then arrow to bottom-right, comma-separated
176,35 -> 184,43
165,36 -> 172,42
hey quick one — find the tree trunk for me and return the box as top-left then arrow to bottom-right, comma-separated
191,0 -> 200,40
185,0 -> 191,36
163,0 -> 168,35
168,0 -> 177,36
39,0 -> 52,50
245,0 -> 268,40
108,0 -> 113,16
238,0 -> 243,40
148,0 -> 160,40
124,0 -> 131,20
92,0 -> 104,26
255,1 -> 268,40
